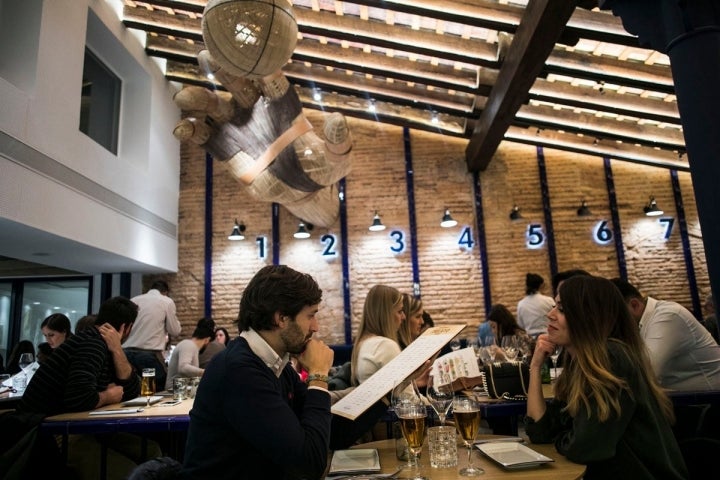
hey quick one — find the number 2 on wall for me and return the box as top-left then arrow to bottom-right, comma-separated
321,234 -> 337,256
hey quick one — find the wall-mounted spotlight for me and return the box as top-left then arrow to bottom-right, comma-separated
509,205 -> 523,221
576,200 -> 592,217
228,219 -> 246,240
368,99 -> 376,113
369,211 -> 386,231
431,111 -> 439,124
643,196 -> 664,216
440,208 -> 457,228
312,88 -> 322,102
294,222 -> 313,239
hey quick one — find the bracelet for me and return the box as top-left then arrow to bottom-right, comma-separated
305,373 -> 330,384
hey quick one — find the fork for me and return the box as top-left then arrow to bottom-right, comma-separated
328,465 -> 404,480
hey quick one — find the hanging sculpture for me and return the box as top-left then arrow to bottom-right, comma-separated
172,0 -> 352,227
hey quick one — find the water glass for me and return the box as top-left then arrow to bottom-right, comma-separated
172,377 -> 188,400
428,426 -> 458,468
187,376 -> 201,398
12,372 -> 27,394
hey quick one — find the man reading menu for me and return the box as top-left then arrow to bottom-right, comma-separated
179,265 -> 335,480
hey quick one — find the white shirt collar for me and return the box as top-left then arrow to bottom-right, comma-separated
240,328 -> 289,378
639,296 -> 658,330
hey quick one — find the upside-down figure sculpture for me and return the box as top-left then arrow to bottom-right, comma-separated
172,0 -> 352,227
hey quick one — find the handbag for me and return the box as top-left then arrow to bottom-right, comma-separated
480,361 -> 530,400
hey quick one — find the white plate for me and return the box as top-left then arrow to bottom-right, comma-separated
476,442 -> 554,469
329,448 -> 381,474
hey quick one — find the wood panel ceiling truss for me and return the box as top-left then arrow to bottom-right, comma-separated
121,0 -> 688,172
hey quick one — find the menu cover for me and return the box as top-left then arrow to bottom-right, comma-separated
331,324 -> 466,420
122,395 -> 163,406
328,449 -> 381,475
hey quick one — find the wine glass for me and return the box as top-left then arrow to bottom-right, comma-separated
501,336 -> 519,362
426,373 -> 454,426
18,353 -> 34,372
453,395 -> 484,476
141,368 -> 156,408
396,402 -> 429,480
550,346 -> 562,379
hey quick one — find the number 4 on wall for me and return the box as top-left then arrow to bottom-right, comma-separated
458,227 -> 474,250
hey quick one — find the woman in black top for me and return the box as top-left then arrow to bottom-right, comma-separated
525,275 -> 688,479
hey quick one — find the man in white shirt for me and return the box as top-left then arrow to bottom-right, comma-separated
123,280 -> 181,389
517,273 -> 555,338
612,278 -> 720,391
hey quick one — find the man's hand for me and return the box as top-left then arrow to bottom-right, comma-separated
98,323 -> 123,354
99,323 -> 136,382
97,383 -> 124,408
299,339 -> 334,377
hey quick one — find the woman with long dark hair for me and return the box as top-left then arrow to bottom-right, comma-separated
525,275 -> 687,479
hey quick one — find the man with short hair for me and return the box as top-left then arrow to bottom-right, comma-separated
19,296 -> 140,414
123,279 -> 181,389
180,265 -> 335,480
17,296 -> 156,480
517,272 -> 555,338
165,318 -> 215,390
611,278 -> 720,391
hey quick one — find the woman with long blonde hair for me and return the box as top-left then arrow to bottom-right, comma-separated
525,275 -> 687,479
350,285 -> 405,385
398,293 -> 423,350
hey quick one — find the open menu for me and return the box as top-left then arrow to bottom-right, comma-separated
331,324 -> 465,420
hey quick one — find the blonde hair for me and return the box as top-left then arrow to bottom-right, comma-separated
350,285 -> 403,385
398,293 -> 423,349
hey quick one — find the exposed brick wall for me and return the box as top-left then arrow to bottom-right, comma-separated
160,111 -> 709,344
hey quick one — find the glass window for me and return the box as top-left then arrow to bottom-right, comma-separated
0,282 -> 10,367
79,48 -> 121,154
20,279 -> 91,350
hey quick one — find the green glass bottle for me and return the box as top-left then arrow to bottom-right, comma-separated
541,360 -> 551,384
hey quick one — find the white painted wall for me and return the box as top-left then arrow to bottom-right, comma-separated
0,0 -> 181,273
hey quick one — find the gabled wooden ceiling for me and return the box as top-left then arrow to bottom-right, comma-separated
120,0 -> 689,172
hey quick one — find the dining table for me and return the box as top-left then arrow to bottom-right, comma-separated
40,394 -> 193,479
338,435 -> 586,480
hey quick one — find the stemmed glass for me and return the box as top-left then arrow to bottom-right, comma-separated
501,336 -> 519,363
396,401 -> 429,480
18,353 -> 34,372
550,346 -> 562,379
141,368 -> 156,408
426,372 -> 454,426
453,396 -> 484,476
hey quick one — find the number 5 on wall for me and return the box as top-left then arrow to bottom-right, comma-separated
526,224 -> 545,249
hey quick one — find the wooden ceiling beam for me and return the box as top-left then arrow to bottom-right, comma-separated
465,0 -> 578,171
529,78 -> 679,124
125,6 -> 672,93
505,125 -> 689,171
515,103 -> 684,148
282,63 -> 476,113
146,34 -> 678,126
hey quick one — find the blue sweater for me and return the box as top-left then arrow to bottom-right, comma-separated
180,337 -> 332,480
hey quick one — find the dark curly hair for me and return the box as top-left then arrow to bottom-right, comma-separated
237,265 -> 322,332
